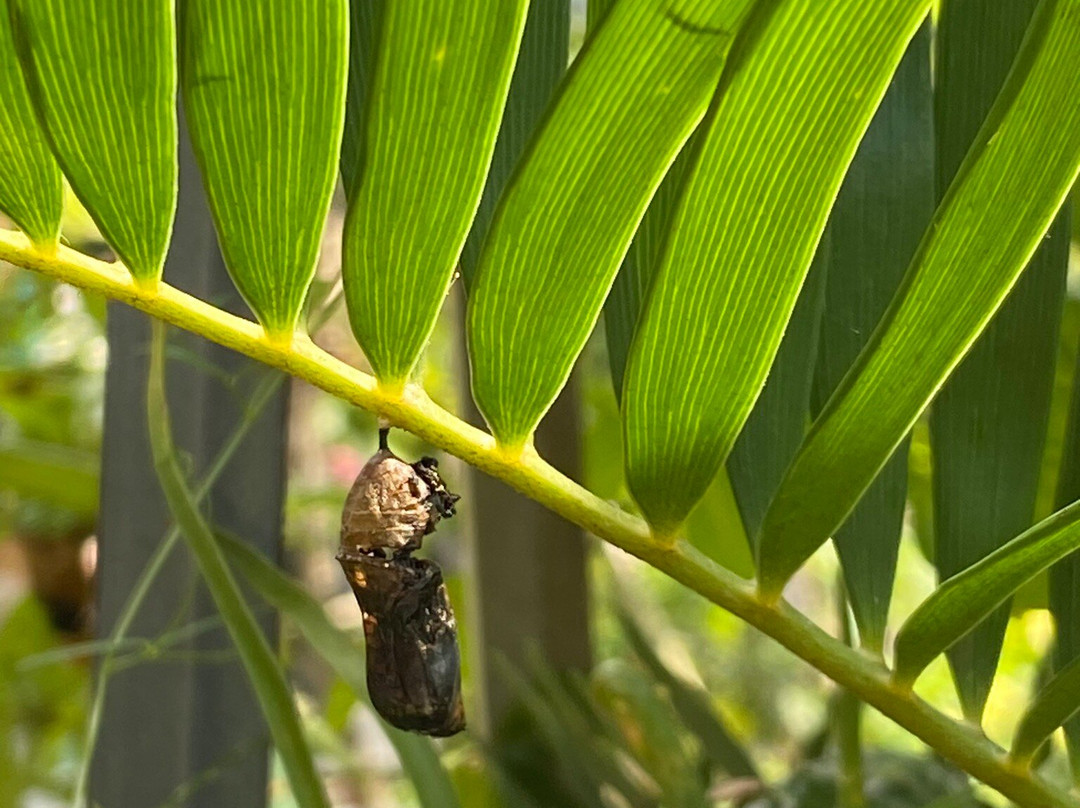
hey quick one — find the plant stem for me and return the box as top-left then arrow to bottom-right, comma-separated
2,229 -> 1075,808
836,581 -> 865,808
71,369 -> 284,807
147,319 -> 328,808
69,274 -> 340,807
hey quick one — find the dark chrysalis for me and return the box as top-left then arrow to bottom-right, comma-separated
337,427 -> 465,736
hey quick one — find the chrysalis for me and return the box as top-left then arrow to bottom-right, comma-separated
337,428 -> 465,736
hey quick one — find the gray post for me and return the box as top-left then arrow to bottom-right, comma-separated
466,382 -> 591,732
91,120 -> 288,807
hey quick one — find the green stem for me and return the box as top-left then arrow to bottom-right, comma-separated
836,581 -> 865,808
2,229 -> 1075,808
147,319 -> 329,808
71,368 -> 284,807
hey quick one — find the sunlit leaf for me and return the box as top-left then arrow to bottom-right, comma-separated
623,0 -> 931,534
468,0 -> 757,448
181,0 -> 348,339
757,0 -> 1080,594
893,497 -> 1080,687
9,0 -> 176,281
343,0 -> 529,385
0,5 -> 61,248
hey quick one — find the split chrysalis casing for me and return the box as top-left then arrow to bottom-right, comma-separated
337,431 -> 464,736
337,551 -> 464,735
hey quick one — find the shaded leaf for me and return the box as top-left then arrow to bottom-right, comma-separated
893,497 -> 1080,687
726,257 -> 826,548
1051,296 -> 1080,779
591,659 -> 711,805
929,0 -> 1068,723
1011,654 -> 1080,766
460,2 -> 570,288
0,3 -> 60,248
10,0 -> 176,280
499,660 -> 642,808
757,0 -> 1080,594
181,0 -> 348,338
0,440 -> 98,518
1035,299 -> 1080,523
604,143 -> 697,400
340,0 -> 384,196
343,0 -> 529,385
811,25 -> 934,653
585,0 -> 618,33
623,0 -> 931,533
146,323 -> 329,808
468,0 -> 757,448
684,469 -> 756,578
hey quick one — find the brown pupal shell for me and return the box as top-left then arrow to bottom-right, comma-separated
340,448 -> 433,556
338,550 -> 465,736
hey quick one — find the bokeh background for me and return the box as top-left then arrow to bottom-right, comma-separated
4,4 -> 1080,806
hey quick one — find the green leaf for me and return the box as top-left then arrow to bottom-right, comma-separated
9,0 -> 176,281
591,659 -> 711,804
726,258 -> 826,547
585,0 -> 618,33
467,0 -> 756,448
460,2 -> 570,288
1051,298 -> 1080,779
340,0 -> 383,195
623,0 -> 931,534
0,440 -> 98,518
0,4 -> 60,248
756,0 -> 1080,594
684,469 -> 756,578
811,25 -> 934,653
617,608 -> 759,780
215,531 -> 460,808
181,0 -> 348,339
146,322 -> 329,808
604,142 -> 697,401
892,497 -> 1080,688
929,0 -> 1068,724
1011,654 -> 1080,766
1035,299 -> 1080,524
343,0 -> 529,385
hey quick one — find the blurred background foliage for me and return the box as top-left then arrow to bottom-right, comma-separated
2,4 -> 1080,808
